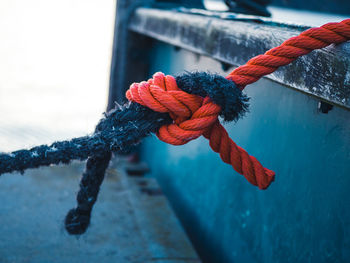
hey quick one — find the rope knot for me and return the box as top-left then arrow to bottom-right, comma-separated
127,72 -> 220,145
126,72 -> 275,189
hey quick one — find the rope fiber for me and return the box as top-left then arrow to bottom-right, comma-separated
0,18 -> 349,235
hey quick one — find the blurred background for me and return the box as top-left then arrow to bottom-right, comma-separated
0,0 -> 116,152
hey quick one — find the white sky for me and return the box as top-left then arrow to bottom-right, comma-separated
0,0 -> 116,151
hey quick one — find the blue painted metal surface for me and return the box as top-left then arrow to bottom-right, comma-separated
141,41 -> 350,263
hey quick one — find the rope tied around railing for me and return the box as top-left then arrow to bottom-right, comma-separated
0,18 -> 349,235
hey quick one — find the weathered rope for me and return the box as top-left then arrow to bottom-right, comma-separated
0,18 -> 349,235
65,151 -> 112,235
0,103 -> 171,174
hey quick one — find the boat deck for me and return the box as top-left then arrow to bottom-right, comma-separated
0,159 -> 200,263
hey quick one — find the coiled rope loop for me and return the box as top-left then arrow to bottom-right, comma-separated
126,72 -> 275,189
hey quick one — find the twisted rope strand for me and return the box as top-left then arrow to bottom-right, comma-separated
0,104 -> 171,175
227,18 -> 350,89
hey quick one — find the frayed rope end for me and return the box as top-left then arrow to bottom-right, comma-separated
65,208 -> 91,235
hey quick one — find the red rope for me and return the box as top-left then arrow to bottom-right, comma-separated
228,19 -> 350,89
126,19 -> 350,190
